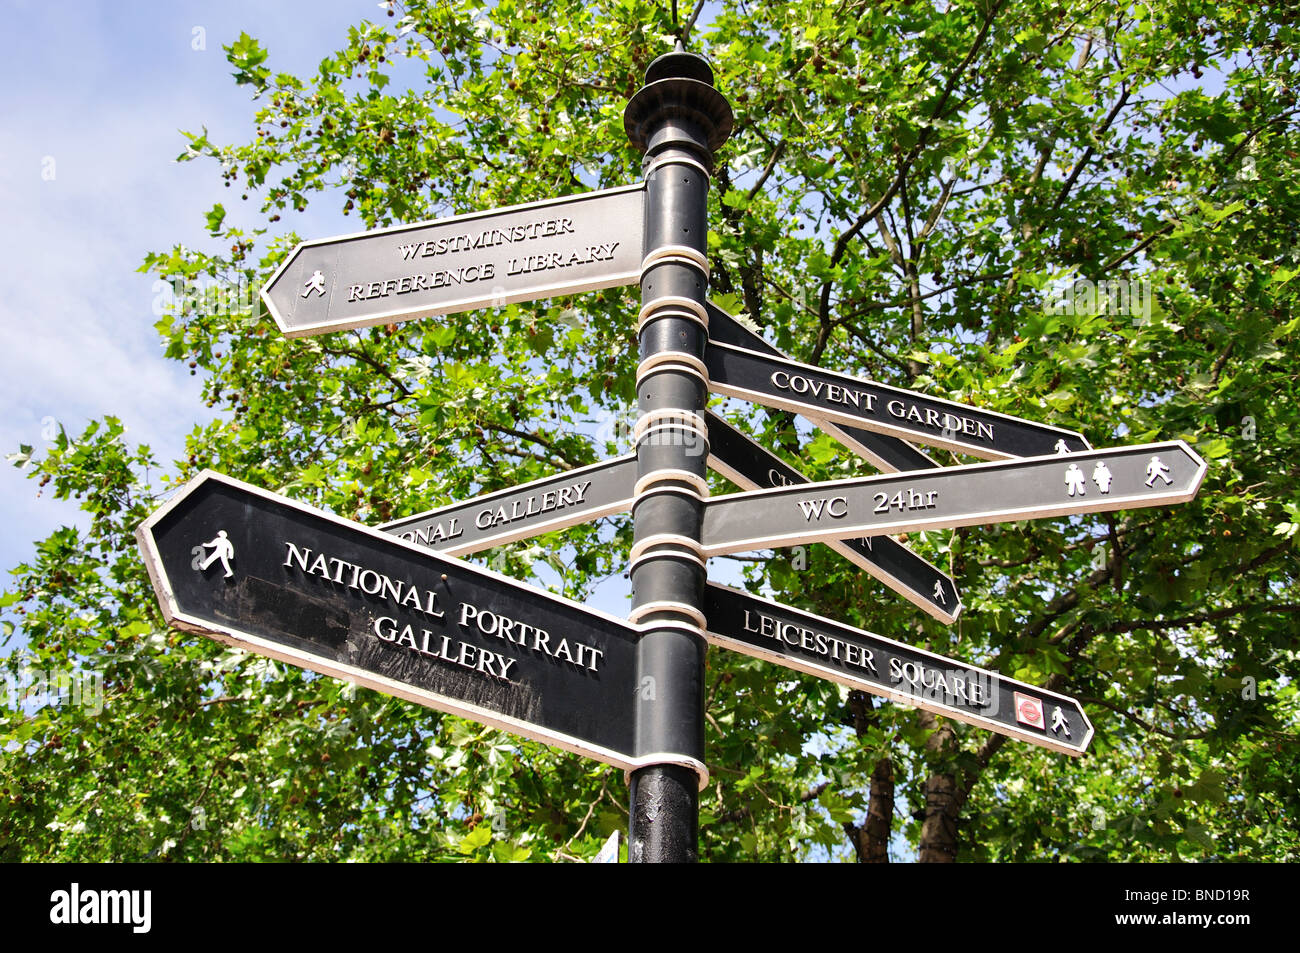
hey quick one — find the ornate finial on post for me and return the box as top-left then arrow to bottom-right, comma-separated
624,47 -> 732,159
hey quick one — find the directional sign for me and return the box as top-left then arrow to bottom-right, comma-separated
703,583 -> 1093,755
380,455 -> 637,556
263,184 -> 646,338
705,302 -> 939,473
593,830 -> 621,864
701,441 -> 1206,557
705,336 -> 1092,460
705,411 -> 962,624
137,470 -> 669,775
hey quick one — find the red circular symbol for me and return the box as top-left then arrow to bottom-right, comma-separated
1018,699 -> 1040,723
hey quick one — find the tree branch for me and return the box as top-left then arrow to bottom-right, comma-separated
480,422 -> 583,469
1051,82 -> 1131,211
1078,695 -> 1215,740
1098,602 -> 1300,635
745,141 -> 786,203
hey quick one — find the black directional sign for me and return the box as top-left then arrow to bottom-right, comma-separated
706,302 -> 938,473
705,335 -> 1092,460
703,583 -> 1093,755
137,470 -> 659,773
263,184 -> 646,338
701,441 -> 1206,557
705,411 -> 962,623
380,455 -> 637,556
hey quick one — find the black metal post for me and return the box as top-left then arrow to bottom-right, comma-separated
623,45 -> 731,863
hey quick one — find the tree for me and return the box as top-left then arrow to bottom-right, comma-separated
2,0 -> 1297,862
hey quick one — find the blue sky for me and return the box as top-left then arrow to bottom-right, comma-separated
0,1 -> 383,580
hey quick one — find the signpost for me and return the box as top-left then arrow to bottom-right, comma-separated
619,45 -> 733,863
379,455 -> 637,556
706,336 -> 1093,460
705,410 -> 963,623
136,470 -> 704,780
262,184 -> 646,338
133,42 -> 1217,864
703,583 -> 1092,756
701,441 -> 1206,557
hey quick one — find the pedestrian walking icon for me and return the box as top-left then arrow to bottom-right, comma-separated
193,529 -> 235,578
1064,463 -> 1087,497
933,580 -> 946,605
301,270 -> 327,298
1053,439 -> 1070,455
1050,705 -> 1071,738
1144,455 -> 1173,487
1092,461 -> 1113,494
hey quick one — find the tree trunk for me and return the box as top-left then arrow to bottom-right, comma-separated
843,690 -> 894,862
861,756 -> 894,862
917,713 -> 960,862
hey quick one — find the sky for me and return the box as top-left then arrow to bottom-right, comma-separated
0,0 -> 724,622
0,1 -> 395,582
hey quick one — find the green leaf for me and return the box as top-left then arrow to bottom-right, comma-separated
457,825 -> 493,854
205,204 -> 227,235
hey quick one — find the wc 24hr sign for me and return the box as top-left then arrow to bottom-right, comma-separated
700,442 -> 1206,557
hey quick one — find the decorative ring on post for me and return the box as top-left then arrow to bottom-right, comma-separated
642,244 -> 710,276
638,295 -> 708,326
644,153 -> 712,181
638,305 -> 709,334
632,470 -> 710,498
628,599 -> 708,630
634,408 -> 708,442
629,532 -> 709,565
623,754 -> 710,792
628,548 -> 707,577
636,351 -> 709,383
